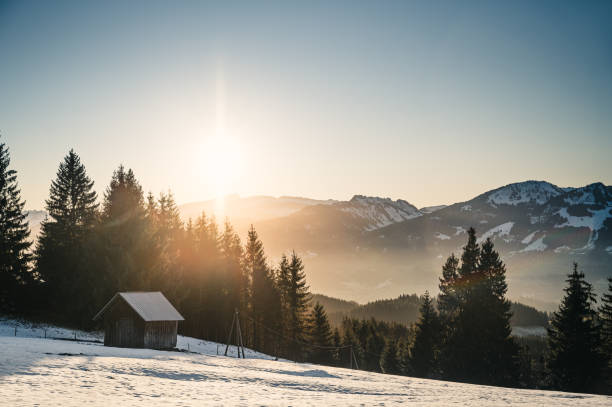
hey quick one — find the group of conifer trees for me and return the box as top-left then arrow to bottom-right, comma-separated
1,138 -> 611,393
0,141 -> 330,361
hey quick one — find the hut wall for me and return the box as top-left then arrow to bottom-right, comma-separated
103,298 -> 145,348
143,321 -> 178,349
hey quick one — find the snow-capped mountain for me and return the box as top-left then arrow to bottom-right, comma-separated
22,181 -> 611,305
337,195 -> 422,231
484,181 -> 565,206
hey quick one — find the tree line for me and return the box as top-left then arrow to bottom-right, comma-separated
0,139 -> 610,394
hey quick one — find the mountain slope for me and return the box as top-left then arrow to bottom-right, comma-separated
3,335 -> 610,405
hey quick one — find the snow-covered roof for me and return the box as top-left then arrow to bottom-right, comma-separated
93,292 -> 184,322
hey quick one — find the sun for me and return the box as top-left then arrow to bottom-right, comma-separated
201,132 -> 244,201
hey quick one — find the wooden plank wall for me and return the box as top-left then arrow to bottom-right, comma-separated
144,321 -> 178,349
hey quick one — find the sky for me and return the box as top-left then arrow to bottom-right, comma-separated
1,0 -> 611,210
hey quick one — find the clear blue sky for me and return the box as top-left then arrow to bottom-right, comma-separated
1,0 -> 611,209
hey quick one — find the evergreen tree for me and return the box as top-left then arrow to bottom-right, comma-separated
244,225 -> 280,353
220,220 -> 244,314
35,150 -> 98,322
600,277 -> 612,389
440,231 -> 519,385
308,302 -> 334,364
278,251 -> 310,360
0,139 -> 32,312
547,263 -> 603,392
438,253 -> 459,320
410,291 -> 441,378
380,338 -> 401,375
84,165 -> 158,312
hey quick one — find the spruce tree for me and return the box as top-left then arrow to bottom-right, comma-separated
380,338 -> 401,375
438,253 -> 459,328
440,231 -> 518,385
0,139 -> 32,312
410,291 -> 442,378
308,302 -> 333,364
220,220 -> 244,313
600,277 -> 612,390
85,165 -> 158,308
278,251 -> 310,360
547,263 -> 603,392
35,149 -> 98,322
244,225 -> 280,353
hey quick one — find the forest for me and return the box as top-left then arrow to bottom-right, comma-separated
0,139 -> 611,395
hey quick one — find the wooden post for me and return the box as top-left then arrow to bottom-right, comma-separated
14,326 -> 16,337
224,311 -> 237,356
349,346 -> 353,369
235,309 -> 246,358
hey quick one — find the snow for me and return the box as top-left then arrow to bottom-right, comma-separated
555,207 -> 612,249
607,246 -> 612,253
434,232 -> 451,240
341,196 -> 422,231
554,246 -> 571,254
95,292 -> 184,322
562,183 -> 610,206
419,205 -> 447,214
2,334 -> 611,406
461,204 -> 472,211
520,235 -> 548,252
521,231 -> 538,245
477,222 -> 514,244
486,181 -> 563,206
555,207 -> 611,231
454,226 -> 467,235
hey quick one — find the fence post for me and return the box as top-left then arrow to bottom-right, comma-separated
14,326 -> 17,337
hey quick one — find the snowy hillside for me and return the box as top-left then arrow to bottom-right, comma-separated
485,181 -> 565,206
338,195 -> 422,231
2,331 -> 610,405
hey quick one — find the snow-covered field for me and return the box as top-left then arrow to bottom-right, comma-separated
1,322 -> 610,406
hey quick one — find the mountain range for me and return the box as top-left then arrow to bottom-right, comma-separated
26,180 -> 612,309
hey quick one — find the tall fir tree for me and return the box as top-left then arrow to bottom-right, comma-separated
380,338 -> 401,375
244,225 -> 281,353
278,251 -> 310,360
84,165 -> 159,312
438,253 -> 459,321
35,150 -> 98,322
410,291 -> 442,378
599,277 -> 612,391
440,231 -> 519,385
0,139 -> 32,312
308,302 -> 333,364
547,263 -> 604,392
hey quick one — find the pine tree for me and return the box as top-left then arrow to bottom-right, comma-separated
457,227 -> 480,297
278,251 -> 310,360
440,231 -> 519,385
438,253 -> 459,321
308,302 -> 333,364
380,338 -> 401,375
600,277 -> 612,390
547,263 -> 604,392
0,139 -> 32,312
35,149 -> 98,322
244,225 -> 280,353
410,291 -> 441,378
85,165 -> 158,309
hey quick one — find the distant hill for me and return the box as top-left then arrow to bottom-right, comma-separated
312,293 -> 549,329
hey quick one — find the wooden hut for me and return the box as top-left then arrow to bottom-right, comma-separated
93,292 -> 184,349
